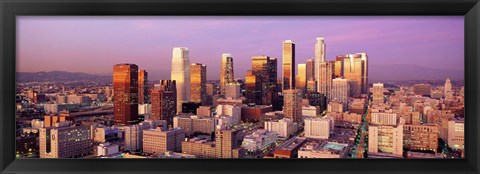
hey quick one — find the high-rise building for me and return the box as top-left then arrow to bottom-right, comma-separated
138,69 -> 149,104
333,56 -> 343,78
296,64 -> 307,95
39,125 -> 92,158
341,53 -> 368,95
283,89 -> 302,123
444,78 -> 453,100
373,83 -> 384,104
143,127 -> 185,155
113,63 -> 139,125
314,37 -> 326,84
318,62 -> 334,102
251,55 -> 279,107
220,54 -> 235,96
264,118 -> 295,138
245,70 -> 262,104
190,63 -> 207,104
282,40 -> 295,90
306,58 -> 315,81
151,80 -> 177,126
331,78 -> 349,110
171,47 -> 190,113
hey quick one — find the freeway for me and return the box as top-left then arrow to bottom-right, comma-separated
351,97 -> 372,158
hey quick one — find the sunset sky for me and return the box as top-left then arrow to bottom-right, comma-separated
17,16 -> 464,81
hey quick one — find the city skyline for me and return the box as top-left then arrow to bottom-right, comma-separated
17,16 -> 464,81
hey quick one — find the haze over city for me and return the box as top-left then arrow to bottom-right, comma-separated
17,16 -> 464,81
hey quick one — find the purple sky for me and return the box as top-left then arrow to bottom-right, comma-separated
17,16 -> 464,81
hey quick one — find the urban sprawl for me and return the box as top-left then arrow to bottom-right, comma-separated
16,37 -> 464,159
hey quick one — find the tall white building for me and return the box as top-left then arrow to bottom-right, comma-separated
171,47 -> 190,113
331,78 -> 349,110
314,37 -> 326,85
304,117 -> 332,139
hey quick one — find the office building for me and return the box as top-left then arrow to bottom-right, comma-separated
318,61 -> 334,101
368,124 -> 403,155
225,82 -> 241,99
171,47 -> 190,113
314,37 -> 326,84
151,80 -> 177,126
304,117 -> 332,139
340,53 -> 368,95
39,124 -> 91,158
173,115 -> 215,136
143,127 -> 185,155
306,58 -> 315,81
220,53 -> 235,96
182,136 -> 216,158
113,63 -> 139,125
448,118 -> 464,150
331,78 -> 349,110
190,63 -> 207,104
264,118 -> 295,138
215,128 -> 242,158
373,83 -> 384,104
245,70 -> 262,104
138,69 -> 149,104
296,63 -> 307,95
371,112 -> 397,126
283,89 -> 302,123
282,40 -> 295,90
403,124 -> 438,152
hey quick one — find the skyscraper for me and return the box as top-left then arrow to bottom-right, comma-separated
282,40 -> 295,90
245,70 -> 262,104
331,78 -> 350,110
341,53 -> 368,95
151,80 -> 176,126
171,47 -> 190,113
306,58 -> 315,81
190,63 -> 207,104
283,89 -> 302,123
251,56 -> 279,106
314,37 -> 326,86
373,83 -> 384,104
318,61 -> 334,102
333,56 -> 344,78
296,63 -> 306,95
138,69 -> 149,104
220,54 -> 234,96
113,63 -> 139,125
444,78 -> 453,101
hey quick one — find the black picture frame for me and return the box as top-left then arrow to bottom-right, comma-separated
1,0 -> 479,174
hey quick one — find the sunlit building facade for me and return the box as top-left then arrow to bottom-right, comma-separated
113,63 -> 139,125
171,47 -> 190,113
220,54 -> 235,96
282,40 -> 295,90
190,63 -> 207,104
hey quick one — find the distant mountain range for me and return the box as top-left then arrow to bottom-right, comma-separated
17,71 -> 112,83
369,64 -> 463,82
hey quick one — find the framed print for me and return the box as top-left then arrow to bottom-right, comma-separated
1,0 -> 479,174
